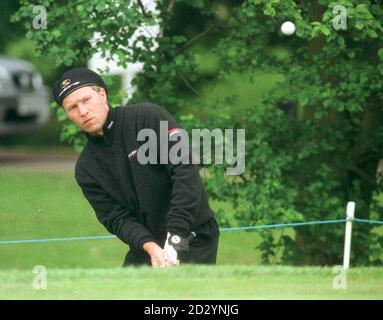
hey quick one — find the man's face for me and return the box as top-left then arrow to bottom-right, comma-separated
62,86 -> 109,135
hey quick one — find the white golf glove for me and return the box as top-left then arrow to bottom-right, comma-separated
163,232 -> 196,266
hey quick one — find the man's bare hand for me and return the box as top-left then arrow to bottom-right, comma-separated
143,241 -> 168,267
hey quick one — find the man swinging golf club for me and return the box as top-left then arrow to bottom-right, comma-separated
53,67 -> 220,267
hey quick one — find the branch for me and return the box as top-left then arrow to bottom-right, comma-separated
178,72 -> 200,96
347,165 -> 377,188
136,0 -> 147,16
167,0 -> 175,13
355,153 -> 380,165
238,174 -> 248,184
176,24 -> 239,52
181,24 -> 216,50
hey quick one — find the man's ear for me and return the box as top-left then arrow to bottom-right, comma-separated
99,87 -> 107,102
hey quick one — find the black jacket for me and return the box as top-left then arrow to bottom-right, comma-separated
75,102 -> 218,253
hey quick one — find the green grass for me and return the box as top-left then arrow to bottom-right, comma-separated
1,169 -> 383,299
0,169 -> 383,299
1,266 -> 382,299
0,169 -> 264,269
1,169 -> 382,270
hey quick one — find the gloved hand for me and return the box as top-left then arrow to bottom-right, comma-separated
163,232 -> 196,266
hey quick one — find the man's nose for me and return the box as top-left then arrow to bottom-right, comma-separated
78,104 -> 89,116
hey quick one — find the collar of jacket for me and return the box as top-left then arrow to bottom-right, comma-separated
85,105 -> 117,146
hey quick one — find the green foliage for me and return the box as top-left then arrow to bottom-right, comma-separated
0,1 -> 24,53
14,0 -> 383,265
5,38 -> 58,84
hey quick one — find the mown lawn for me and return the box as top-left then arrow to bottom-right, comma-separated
0,266 -> 382,300
1,168 -> 382,270
0,169 -> 263,269
1,168 -> 383,301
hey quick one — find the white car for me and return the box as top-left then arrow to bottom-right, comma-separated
0,55 -> 50,136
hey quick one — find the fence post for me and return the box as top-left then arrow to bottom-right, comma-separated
343,201 -> 355,270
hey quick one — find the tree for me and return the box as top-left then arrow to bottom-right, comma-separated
14,0 -> 383,265
0,1 -> 25,53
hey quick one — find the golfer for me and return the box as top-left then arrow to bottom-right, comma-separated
53,68 -> 220,267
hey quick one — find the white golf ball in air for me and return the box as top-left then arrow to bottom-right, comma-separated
281,21 -> 296,36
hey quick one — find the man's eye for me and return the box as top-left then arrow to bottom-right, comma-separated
84,97 -> 91,103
